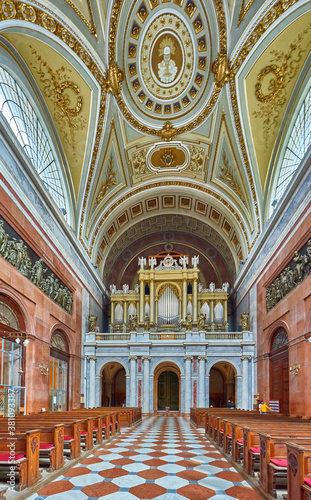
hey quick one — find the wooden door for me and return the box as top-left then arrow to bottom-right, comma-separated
158,371 -> 179,410
270,349 -> 289,414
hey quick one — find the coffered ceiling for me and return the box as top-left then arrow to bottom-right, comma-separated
0,0 -> 310,288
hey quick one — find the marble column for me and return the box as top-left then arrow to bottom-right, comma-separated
193,278 -> 198,322
198,356 -> 206,407
129,356 -> 137,406
88,356 -> 97,408
184,356 -> 192,414
142,356 -> 151,414
205,374 -> 210,407
241,356 -> 251,409
182,277 -> 187,320
139,278 -> 144,323
150,279 -> 155,324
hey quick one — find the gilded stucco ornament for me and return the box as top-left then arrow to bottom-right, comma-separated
105,61 -> 123,96
160,121 -> 178,141
212,53 -> 234,88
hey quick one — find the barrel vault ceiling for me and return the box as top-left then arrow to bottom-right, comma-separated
0,0 -> 310,288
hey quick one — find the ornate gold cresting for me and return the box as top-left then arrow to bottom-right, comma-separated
160,121 -> 178,141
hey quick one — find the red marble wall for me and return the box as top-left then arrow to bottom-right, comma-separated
0,183 -> 83,413
256,208 -> 311,417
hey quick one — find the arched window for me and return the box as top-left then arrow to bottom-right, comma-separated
271,85 -> 311,211
0,67 -> 69,220
0,299 -> 24,415
49,331 -> 69,411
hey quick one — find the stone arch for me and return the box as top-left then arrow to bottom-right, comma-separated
100,360 -> 127,407
153,360 -> 181,412
208,360 -> 238,408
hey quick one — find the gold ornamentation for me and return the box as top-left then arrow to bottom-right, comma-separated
95,156 -> 118,207
29,47 -> 85,160
20,4 -> 36,22
160,121 -> 178,141
2,1 -> 16,18
212,52 -> 234,88
64,0 -> 97,37
105,61 -> 123,96
132,148 -> 149,176
187,145 -> 204,174
238,0 -> 256,26
219,152 -> 246,203
253,25 -> 310,147
160,150 -> 176,168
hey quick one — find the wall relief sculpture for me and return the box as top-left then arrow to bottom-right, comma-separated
266,239 -> 311,311
0,218 -> 73,314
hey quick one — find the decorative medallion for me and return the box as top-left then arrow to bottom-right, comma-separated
122,0 -> 214,122
146,142 -> 190,172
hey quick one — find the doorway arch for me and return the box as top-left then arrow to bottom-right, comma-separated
209,361 -> 236,407
101,362 -> 126,407
154,362 -> 180,411
269,328 -> 289,414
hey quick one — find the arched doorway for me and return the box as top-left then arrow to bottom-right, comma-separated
154,362 -> 180,411
101,362 -> 126,407
269,329 -> 289,414
209,362 -> 236,407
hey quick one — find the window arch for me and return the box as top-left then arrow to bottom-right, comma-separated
271,85 -> 311,212
0,67 -> 70,221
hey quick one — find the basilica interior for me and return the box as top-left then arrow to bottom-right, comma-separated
0,0 -> 310,423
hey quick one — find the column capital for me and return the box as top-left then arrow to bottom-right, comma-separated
198,356 -> 207,362
142,356 -> 151,362
241,355 -> 251,361
87,356 -> 97,362
184,356 -> 193,361
129,356 -> 137,361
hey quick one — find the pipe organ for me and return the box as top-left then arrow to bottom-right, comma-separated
109,252 -> 229,332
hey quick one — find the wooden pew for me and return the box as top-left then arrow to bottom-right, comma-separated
0,421 -> 64,472
287,442 -> 311,500
258,432 -> 311,497
0,429 -> 41,490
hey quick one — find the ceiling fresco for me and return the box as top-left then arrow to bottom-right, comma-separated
0,0 -> 309,289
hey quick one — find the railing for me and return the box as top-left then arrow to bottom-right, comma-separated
205,332 -> 243,340
149,333 -> 186,340
99,333 -> 131,341
90,331 -> 250,342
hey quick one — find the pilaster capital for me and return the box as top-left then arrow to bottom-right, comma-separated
87,356 -> 97,362
184,356 -> 193,361
129,356 -> 137,362
241,355 -> 251,362
198,356 -> 207,362
142,356 -> 151,362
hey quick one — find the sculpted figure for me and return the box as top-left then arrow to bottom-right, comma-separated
191,255 -> 199,268
31,259 -> 47,288
179,255 -> 188,269
89,314 -> 98,332
293,251 -> 303,282
198,313 -> 206,330
129,314 -> 137,331
138,256 -> 146,269
149,257 -> 157,269
240,312 -> 249,331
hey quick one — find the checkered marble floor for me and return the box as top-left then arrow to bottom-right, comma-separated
27,415 -> 262,499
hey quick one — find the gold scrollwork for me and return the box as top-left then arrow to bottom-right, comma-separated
212,52 -> 234,88
255,64 -> 284,103
56,81 -> 83,117
105,61 -> 124,96
41,13 -> 57,32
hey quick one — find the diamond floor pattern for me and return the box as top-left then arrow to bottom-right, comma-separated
27,415 -> 263,499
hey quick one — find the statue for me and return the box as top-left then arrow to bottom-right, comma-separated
198,313 -> 206,330
138,256 -> 146,269
222,282 -> 229,292
110,284 -> 117,294
134,283 -> 140,293
144,314 -> 150,331
293,251 -> 303,282
240,312 -> 249,331
209,282 -> 215,292
185,313 -> 192,330
30,258 -> 47,288
122,284 -> 129,294
89,314 -> 98,332
191,255 -> 199,269
129,314 -> 137,331
179,255 -> 188,269
149,257 -> 157,269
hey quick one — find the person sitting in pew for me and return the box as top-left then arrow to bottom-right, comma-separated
227,399 -> 235,408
